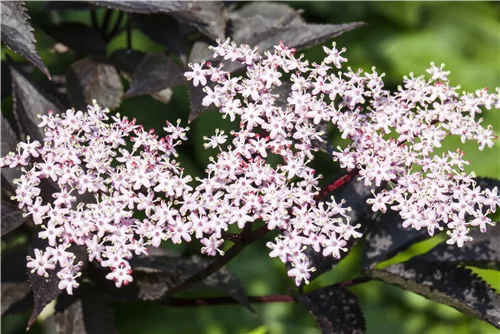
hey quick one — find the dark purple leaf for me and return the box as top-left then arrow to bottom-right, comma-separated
229,2 -> 305,43
27,240 -> 62,330
225,22 -> 364,73
1,282 -> 32,315
173,1 -> 227,41
475,176 -> 500,191
81,0 -> 193,14
41,22 -> 107,57
367,258 -> 500,329
132,14 -> 192,62
9,62 -> 63,143
123,53 -> 184,99
422,234 -> 500,270
2,61 -> 12,98
188,40 -> 216,64
55,284 -> 118,334
361,210 -> 428,269
1,113 -> 22,192
0,248 -> 31,316
186,80 -> 217,122
109,49 -> 145,76
90,250 -> 252,311
43,2 -> 93,11
1,2 -> 50,79
298,285 -> 365,334
66,58 -> 123,111
1,200 -> 26,236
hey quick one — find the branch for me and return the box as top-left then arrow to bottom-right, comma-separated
315,169 -> 359,201
165,295 -> 294,307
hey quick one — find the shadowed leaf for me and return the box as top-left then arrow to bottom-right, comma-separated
366,258 -> 500,329
123,53 -> 184,99
1,113 -> 22,191
66,58 -> 123,111
229,2 -> 305,43
2,61 -> 12,98
109,49 -> 145,77
27,239 -> 62,330
132,14 -> 192,62
298,285 -> 366,334
55,284 -> 117,334
186,80 -> 216,123
86,1 -> 191,14
1,200 -> 26,236
173,1 -> 226,41
9,63 -> 63,143
361,210 -> 428,269
89,250 -> 252,311
422,234 -> 500,270
1,2 -> 50,78
42,22 -> 107,57
1,247 -> 32,315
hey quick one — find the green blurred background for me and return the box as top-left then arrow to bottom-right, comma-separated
2,2 -> 500,334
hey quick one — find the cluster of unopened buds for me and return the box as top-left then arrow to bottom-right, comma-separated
1,38 -> 499,293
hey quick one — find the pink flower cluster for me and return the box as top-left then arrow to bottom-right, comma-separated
1,38 -> 499,293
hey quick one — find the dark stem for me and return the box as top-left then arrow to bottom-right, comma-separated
166,295 -> 294,307
90,9 -> 99,31
126,17 -> 132,50
314,169 -> 359,201
166,225 -> 269,296
100,9 -> 114,36
163,276 -> 370,308
106,11 -> 124,42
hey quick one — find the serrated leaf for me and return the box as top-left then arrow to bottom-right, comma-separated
66,58 -> 123,111
225,22 -> 364,73
361,210 -> 428,269
81,0 -> 193,14
366,258 -> 500,329
90,251 -> 253,311
27,239 -> 62,330
229,2 -> 304,44
109,49 -> 145,76
422,234 -> 500,270
298,285 -> 366,334
1,200 -> 26,236
1,247 -> 32,315
186,80 -> 216,122
124,53 -> 184,99
1,113 -> 22,192
9,62 -> 63,142
173,1 -> 226,41
55,284 -> 118,334
42,22 -> 107,57
1,2 -> 50,78
132,14 -> 191,62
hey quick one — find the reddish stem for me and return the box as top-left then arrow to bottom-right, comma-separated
315,169 -> 359,201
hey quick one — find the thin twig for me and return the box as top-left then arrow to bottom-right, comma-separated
126,17 -> 132,50
106,11 -> 125,42
165,295 -> 294,307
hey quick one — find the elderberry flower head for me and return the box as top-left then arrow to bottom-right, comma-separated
184,38 -> 500,284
